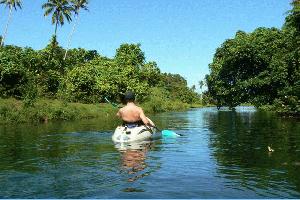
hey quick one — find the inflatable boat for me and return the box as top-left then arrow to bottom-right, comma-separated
112,118 -> 161,143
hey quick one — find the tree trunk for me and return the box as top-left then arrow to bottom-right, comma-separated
48,21 -> 58,61
54,20 -> 58,37
64,14 -> 79,60
1,6 -> 13,47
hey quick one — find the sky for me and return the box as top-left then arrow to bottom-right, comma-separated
0,0 -> 292,89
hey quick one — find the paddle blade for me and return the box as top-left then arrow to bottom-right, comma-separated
162,130 -> 180,138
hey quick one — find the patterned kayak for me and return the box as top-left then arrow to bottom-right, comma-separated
112,118 -> 161,143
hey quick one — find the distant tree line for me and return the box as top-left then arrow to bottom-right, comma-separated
205,0 -> 300,115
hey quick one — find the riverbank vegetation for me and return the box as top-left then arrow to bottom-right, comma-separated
205,0 -> 300,116
0,98 -> 117,124
0,96 -> 192,124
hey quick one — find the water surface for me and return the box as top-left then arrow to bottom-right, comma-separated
0,107 -> 299,198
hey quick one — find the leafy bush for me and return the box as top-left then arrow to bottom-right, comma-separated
0,46 -> 35,99
142,87 -> 189,113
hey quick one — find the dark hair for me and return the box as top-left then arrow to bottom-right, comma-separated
124,91 -> 135,102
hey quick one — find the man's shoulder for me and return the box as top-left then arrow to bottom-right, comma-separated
118,106 -> 126,112
128,104 -> 143,112
122,104 -> 143,111
136,105 -> 144,112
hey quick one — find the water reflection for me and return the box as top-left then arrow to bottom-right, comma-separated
115,141 -> 154,183
204,107 -> 300,197
1,107 -> 300,198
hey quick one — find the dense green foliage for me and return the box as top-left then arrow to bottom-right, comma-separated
0,41 -> 200,117
206,0 -> 300,115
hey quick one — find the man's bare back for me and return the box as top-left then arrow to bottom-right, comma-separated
117,102 -> 151,125
116,91 -> 154,126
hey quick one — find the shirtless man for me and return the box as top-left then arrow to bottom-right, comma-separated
116,91 -> 153,127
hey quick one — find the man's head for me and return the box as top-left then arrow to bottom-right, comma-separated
124,91 -> 135,103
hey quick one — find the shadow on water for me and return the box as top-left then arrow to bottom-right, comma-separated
203,107 -> 300,197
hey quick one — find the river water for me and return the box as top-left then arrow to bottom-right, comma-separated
0,106 -> 299,198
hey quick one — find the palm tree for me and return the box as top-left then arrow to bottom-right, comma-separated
42,0 -> 73,40
0,0 -> 22,46
64,0 -> 88,60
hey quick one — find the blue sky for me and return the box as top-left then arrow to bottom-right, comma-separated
0,0 -> 291,89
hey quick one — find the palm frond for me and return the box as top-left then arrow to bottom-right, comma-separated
63,11 -> 72,22
71,0 -> 89,13
44,7 -> 54,16
0,0 -> 22,10
14,0 -> 22,10
59,14 -> 64,25
42,0 -> 74,30
42,2 -> 54,9
51,14 -> 56,24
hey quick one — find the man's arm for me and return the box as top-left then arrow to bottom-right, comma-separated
116,109 -> 121,118
139,109 -> 153,126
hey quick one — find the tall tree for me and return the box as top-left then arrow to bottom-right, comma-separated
0,0 -> 22,46
64,0 -> 88,60
42,0 -> 73,40
115,43 -> 145,68
285,0 -> 300,32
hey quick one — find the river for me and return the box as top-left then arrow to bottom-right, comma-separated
0,106 -> 299,198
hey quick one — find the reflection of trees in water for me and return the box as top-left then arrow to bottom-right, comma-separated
0,124 -> 118,195
0,126 -> 115,170
0,125 -> 46,172
0,122 -> 122,197
151,113 -> 190,130
204,109 -> 300,195
0,120 -> 118,171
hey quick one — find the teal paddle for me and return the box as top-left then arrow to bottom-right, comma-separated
104,97 -> 119,108
162,130 -> 181,138
151,126 -> 181,138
